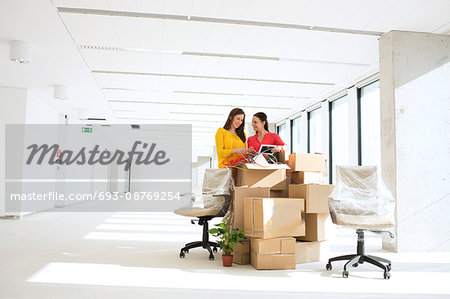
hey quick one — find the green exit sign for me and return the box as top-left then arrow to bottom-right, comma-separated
82,127 -> 92,133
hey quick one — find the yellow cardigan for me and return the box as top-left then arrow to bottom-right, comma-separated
215,127 -> 247,168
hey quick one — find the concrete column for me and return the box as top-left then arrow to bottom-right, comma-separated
379,30 -> 450,252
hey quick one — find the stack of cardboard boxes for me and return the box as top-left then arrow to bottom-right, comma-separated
288,153 -> 333,264
245,197 -> 305,269
230,152 -> 333,269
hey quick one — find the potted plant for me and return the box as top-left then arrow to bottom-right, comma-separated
208,218 -> 245,267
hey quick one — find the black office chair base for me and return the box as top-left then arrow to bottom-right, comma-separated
326,229 -> 392,279
179,216 -> 218,261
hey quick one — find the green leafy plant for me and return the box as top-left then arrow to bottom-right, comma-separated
208,218 -> 245,256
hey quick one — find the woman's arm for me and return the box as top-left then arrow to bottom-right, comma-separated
215,129 -> 233,158
272,133 -> 287,153
231,148 -> 247,154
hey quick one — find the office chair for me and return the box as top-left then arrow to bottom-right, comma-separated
174,168 -> 233,260
326,166 -> 395,279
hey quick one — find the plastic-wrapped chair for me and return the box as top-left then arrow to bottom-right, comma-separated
174,168 -> 233,260
326,166 -> 395,279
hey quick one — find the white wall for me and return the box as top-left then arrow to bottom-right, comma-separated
25,90 -> 60,124
0,87 -> 61,216
380,31 -> 450,252
0,86 -> 27,216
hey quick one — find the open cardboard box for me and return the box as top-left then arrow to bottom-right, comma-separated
236,163 -> 290,190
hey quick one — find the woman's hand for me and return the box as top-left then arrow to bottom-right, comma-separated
271,146 -> 283,153
232,148 -> 248,154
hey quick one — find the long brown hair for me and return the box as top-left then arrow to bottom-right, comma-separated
223,108 -> 246,143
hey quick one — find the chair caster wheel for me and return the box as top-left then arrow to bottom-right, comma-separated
185,249 -> 189,253
342,270 -> 349,278
213,247 -> 218,253
352,263 -> 358,267
326,263 -> 332,270
209,255 -> 214,261
384,271 -> 391,279
180,252 -> 185,258
386,264 -> 392,271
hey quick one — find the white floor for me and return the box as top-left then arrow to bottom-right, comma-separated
1,211 -> 450,299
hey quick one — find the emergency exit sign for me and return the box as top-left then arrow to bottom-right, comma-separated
82,127 -> 92,133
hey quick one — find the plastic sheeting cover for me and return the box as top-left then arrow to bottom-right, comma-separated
202,168 -> 234,196
328,166 -> 395,229
175,168 -> 234,217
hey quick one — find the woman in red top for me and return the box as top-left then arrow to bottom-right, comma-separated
247,112 -> 285,152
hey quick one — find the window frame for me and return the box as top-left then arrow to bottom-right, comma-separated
307,106 -> 321,154
290,115 -> 301,154
357,78 -> 380,167
328,93 -> 349,184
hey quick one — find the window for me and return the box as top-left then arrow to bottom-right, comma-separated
358,80 -> 381,168
330,95 -> 349,183
276,123 -> 287,145
290,116 -> 301,154
308,108 -> 322,153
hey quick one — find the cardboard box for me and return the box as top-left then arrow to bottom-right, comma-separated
295,241 -> 321,264
289,184 -> 334,213
251,252 -> 295,270
269,189 -> 289,198
278,151 -> 286,163
236,163 -> 289,190
295,213 -> 329,242
235,240 -> 250,254
232,187 -> 270,231
233,241 -> 250,265
244,197 -> 305,239
291,171 -> 324,184
288,153 -> 326,172
251,237 -> 295,254
233,253 -> 250,265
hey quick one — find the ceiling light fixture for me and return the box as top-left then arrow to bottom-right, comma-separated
54,85 -> 69,100
183,51 -> 369,67
113,109 -> 137,112
170,111 -> 224,116
9,40 -> 32,64
173,90 -> 309,99
182,51 -> 278,61
79,44 -> 181,55
108,99 -> 292,110
81,44 -> 368,67
57,7 -> 383,36
118,117 -> 223,123
103,87 -> 309,100
93,70 -> 334,86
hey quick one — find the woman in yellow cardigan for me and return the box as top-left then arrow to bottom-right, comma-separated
215,108 -> 248,168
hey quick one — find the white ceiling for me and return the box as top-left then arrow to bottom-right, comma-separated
1,0 -> 449,156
